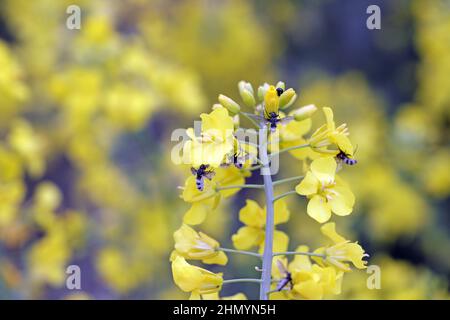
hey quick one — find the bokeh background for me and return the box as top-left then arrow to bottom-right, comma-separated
0,0 -> 449,299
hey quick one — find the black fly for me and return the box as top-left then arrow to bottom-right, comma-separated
336,148 -> 357,166
275,260 -> 293,292
191,164 -> 215,191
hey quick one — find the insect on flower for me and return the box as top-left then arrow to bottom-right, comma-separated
221,145 -> 252,169
336,146 -> 358,166
191,164 -> 215,191
249,86 -> 294,132
275,260 -> 293,292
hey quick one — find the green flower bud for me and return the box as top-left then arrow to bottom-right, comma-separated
238,81 -> 256,107
257,83 -> 270,102
275,81 -> 285,90
218,94 -> 240,114
279,88 -> 297,110
292,104 -> 317,121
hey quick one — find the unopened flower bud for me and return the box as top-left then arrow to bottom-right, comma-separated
238,81 -> 256,107
257,83 -> 270,101
292,104 -> 317,121
279,88 -> 297,110
218,94 -> 240,114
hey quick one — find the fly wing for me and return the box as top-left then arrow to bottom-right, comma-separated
245,113 -> 265,123
276,259 -> 288,276
278,116 -> 294,125
190,167 -> 197,176
204,171 -> 215,180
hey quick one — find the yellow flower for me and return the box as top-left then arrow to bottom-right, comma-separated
172,256 -> 223,296
270,246 -> 343,300
181,165 -> 245,225
172,224 -> 228,265
309,107 -> 354,157
183,107 -> 235,168
284,246 -> 343,300
264,85 -> 280,115
8,120 -> 46,177
27,229 -> 70,286
231,199 -> 290,253
295,157 -> 355,223
313,223 -> 368,271
181,176 -> 220,225
275,111 -> 316,160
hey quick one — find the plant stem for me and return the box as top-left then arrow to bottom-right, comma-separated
222,278 -> 262,285
216,184 -> 264,191
217,247 -> 262,258
258,122 -> 275,300
273,251 -> 326,258
273,190 -> 297,202
273,175 -> 304,186
269,143 -> 310,159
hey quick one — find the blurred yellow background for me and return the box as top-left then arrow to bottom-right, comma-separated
0,0 -> 448,299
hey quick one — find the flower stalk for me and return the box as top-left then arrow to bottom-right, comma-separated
258,120 -> 275,300
218,247 -> 262,258
223,278 -> 262,285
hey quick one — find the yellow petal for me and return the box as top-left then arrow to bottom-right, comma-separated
271,199 -> 290,225
273,230 -> 290,253
344,243 -> 368,269
239,200 -> 265,228
200,107 -> 234,138
203,251 -> 228,265
323,107 -> 335,131
288,245 -> 312,272
320,223 -> 346,244
332,133 -> 354,156
295,171 -> 319,196
222,293 -> 248,300
201,292 -> 219,300
329,185 -> 354,216
231,227 -> 263,250
294,280 -> 324,300
310,157 -> 336,183
183,203 -> 209,225
307,195 -> 332,223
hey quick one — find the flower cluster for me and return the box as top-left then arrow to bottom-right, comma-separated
171,80 -> 368,300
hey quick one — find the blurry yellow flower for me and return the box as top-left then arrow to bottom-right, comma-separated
296,157 -> 354,223
309,107 -> 354,157
172,224 -> 228,265
313,223 -> 368,271
172,256 -> 223,296
96,246 -> 150,294
32,181 -> 61,229
232,199 -> 290,253
27,229 -> 70,286
0,40 -> 29,126
183,107 -> 235,168
103,83 -> 156,130
8,120 -> 46,177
